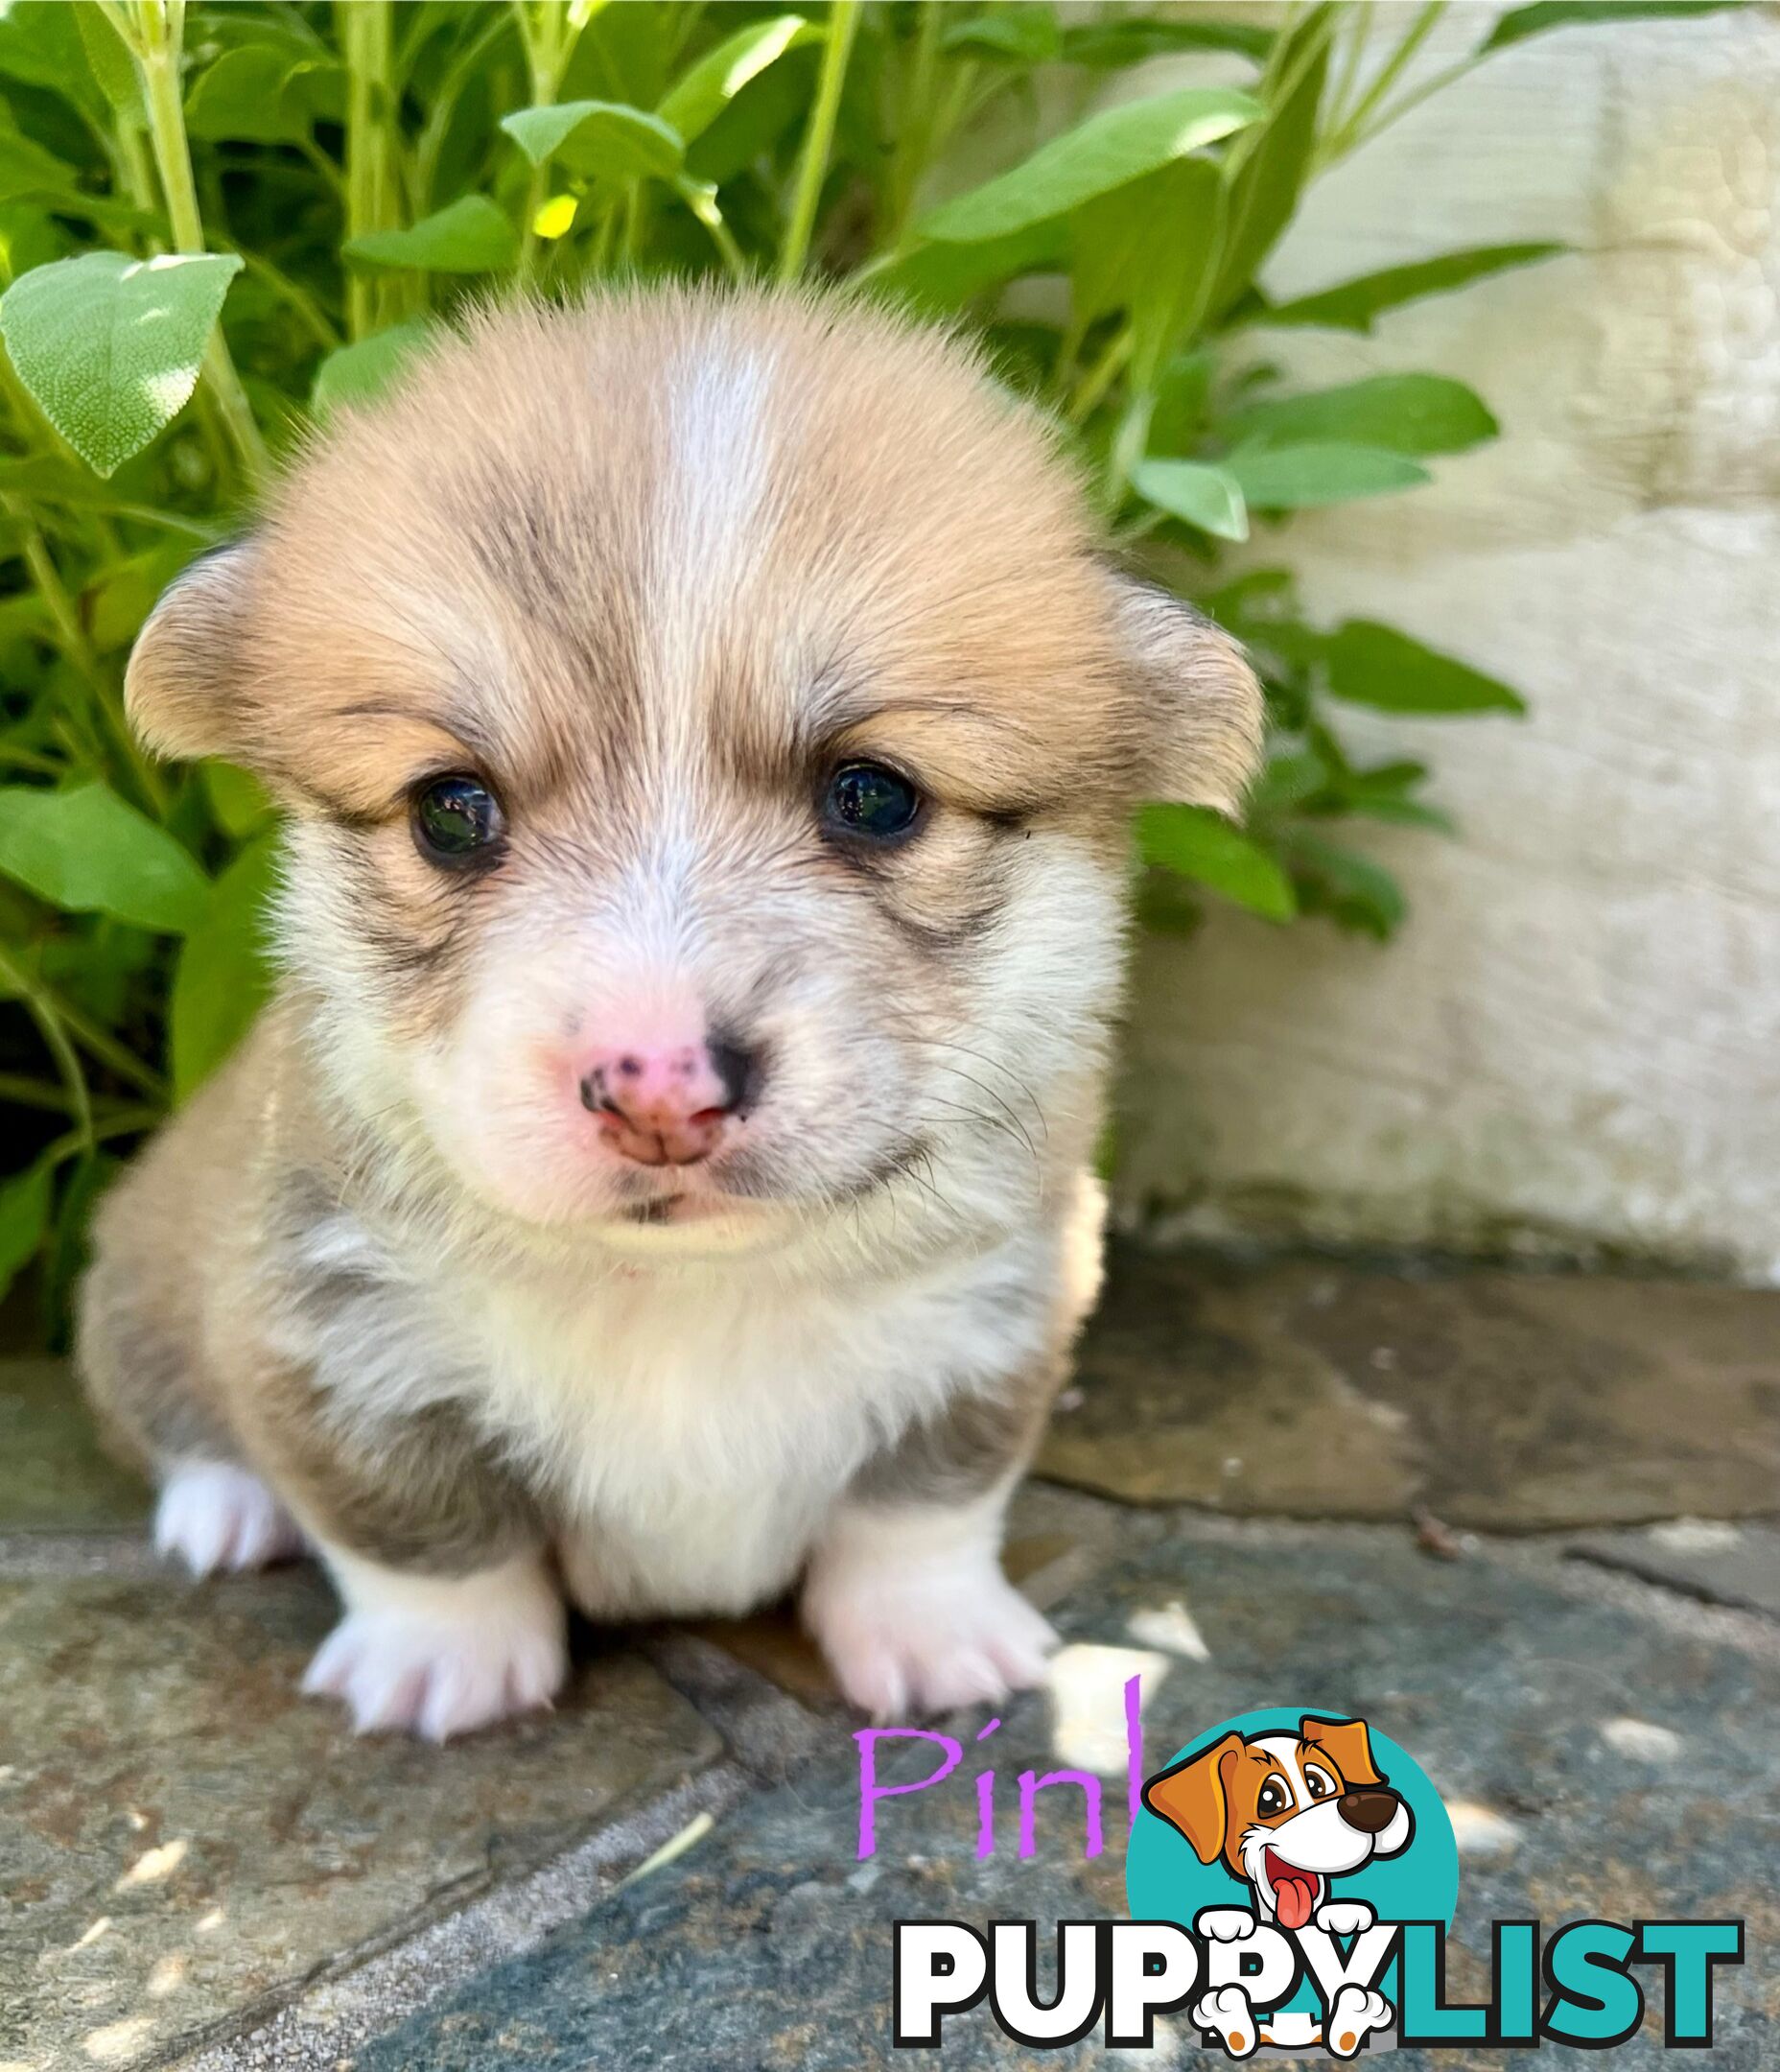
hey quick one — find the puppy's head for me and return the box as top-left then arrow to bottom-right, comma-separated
129,289 -> 1260,1248
1142,1717 -> 1412,1927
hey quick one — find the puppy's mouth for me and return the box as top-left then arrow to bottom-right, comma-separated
1262,1848 -> 1323,1931
603,1134 -> 936,1231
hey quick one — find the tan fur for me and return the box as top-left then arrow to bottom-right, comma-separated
84,285 -> 1261,1728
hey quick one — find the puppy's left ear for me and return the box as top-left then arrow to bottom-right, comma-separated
125,539 -> 262,765
1301,1714 -> 1385,1788
1109,574 -> 1265,816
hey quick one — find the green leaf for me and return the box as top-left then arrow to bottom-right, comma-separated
0,1156 -> 51,1306
171,834 -> 276,1101
866,220 -> 1069,313
562,4 -> 669,109
1323,621 -> 1528,715
0,782 -> 211,932
0,4 -> 106,118
1146,349 -> 1215,454
1223,441 -> 1430,508
659,15 -> 815,141
1288,832 -> 1405,939
311,318 -> 435,413
918,86 -> 1261,243
0,202 -> 66,289
343,195 -> 518,273
1136,803 -> 1296,920
1482,1 -> 1739,52
0,123 -> 80,205
185,46 -> 342,146
1062,17 -> 1272,63
1220,374 -> 1498,457
75,4 -> 142,119
1072,154 -> 1223,383
1251,744 -> 1328,812
1260,242 -> 1565,332
84,543 -> 188,653
200,762 -> 273,840
1131,458 -> 1249,541
500,100 -> 685,182
1208,7 -> 1330,316
943,12 -> 1062,61
687,40 -> 814,182
0,251 -> 244,477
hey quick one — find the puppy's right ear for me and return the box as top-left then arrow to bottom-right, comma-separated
124,540 -> 260,764
1141,1731 -> 1244,1864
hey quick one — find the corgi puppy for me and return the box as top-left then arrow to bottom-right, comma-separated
78,287 -> 1261,1740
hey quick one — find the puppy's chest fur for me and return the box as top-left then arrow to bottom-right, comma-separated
279,1205 -> 1059,1615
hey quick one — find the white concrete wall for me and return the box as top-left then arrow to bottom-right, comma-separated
1115,6 -> 1780,1277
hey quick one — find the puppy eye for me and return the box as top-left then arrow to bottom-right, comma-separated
411,774 -> 504,864
1305,1767 -> 1336,1801
825,761 -> 922,841
1257,1780 -> 1288,1817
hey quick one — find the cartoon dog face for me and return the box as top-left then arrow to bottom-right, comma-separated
1143,1716 -> 1414,1929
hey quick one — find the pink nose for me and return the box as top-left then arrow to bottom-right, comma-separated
577,1040 -> 753,1166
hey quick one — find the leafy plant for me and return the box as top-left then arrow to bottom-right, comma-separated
0,0 -> 1683,1330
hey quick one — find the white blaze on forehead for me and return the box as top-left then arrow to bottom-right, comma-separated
1252,1733 -> 1312,1808
646,341 -> 777,756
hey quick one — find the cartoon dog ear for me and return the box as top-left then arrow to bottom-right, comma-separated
125,539 -> 261,765
1141,1731 -> 1246,1864
1300,1715 -> 1385,1788
1108,574 -> 1265,816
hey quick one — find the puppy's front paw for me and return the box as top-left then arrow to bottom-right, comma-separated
155,1463 -> 303,1576
1315,1899 -> 1376,1937
804,1545 -> 1055,1719
1192,1985 -> 1258,2059
303,1559 -> 567,1741
1197,1906 -> 1258,1942
1326,1985 -> 1392,2059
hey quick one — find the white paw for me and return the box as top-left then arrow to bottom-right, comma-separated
302,1561 -> 567,1741
1192,1985 -> 1257,2058
1326,1985 -> 1392,2059
1197,1906 -> 1258,1943
1316,1899 -> 1376,1937
804,1544 -> 1055,1719
155,1463 -> 303,1576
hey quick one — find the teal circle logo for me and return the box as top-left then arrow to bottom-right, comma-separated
1126,1708 -> 1458,2053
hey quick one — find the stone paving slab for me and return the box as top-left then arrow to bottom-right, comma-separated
0,1358 -> 148,1532
1041,1249 -> 1780,1528
341,1516 -> 1779,2072
1570,1519 -> 1780,1619
0,1566 -> 722,2072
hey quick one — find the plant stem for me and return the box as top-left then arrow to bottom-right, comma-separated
1319,1 -> 1446,167
1066,325 -> 1133,424
131,0 -> 269,483
4,499 -> 168,818
0,942 -> 94,1152
0,1071 -> 90,1114
339,0 -> 398,338
679,180 -> 746,282
413,6 -> 516,211
885,0 -> 943,248
236,248 -> 342,351
514,1 -> 595,283
22,960 -> 168,1101
778,0 -> 860,284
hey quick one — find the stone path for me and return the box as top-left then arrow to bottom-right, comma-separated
2,1247 -> 1776,2070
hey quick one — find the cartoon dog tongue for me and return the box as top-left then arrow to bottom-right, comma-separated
1271,1866 -> 1319,1930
